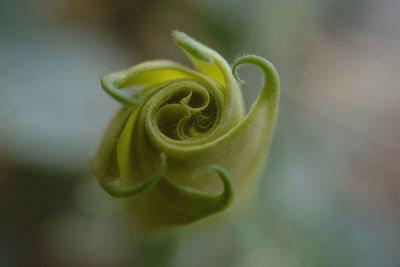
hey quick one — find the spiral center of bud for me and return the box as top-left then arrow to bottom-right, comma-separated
155,88 -> 216,140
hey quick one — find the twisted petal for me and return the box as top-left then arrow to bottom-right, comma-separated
93,31 -> 279,229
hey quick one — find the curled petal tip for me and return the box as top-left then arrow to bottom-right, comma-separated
232,55 -> 280,101
100,152 -> 166,198
173,31 -> 212,63
192,164 -> 234,206
101,73 -> 144,107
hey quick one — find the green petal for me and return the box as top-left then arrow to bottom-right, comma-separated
101,60 -> 204,106
145,55 -> 279,203
173,31 -> 225,85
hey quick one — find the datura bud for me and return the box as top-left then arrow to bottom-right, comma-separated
93,31 -> 279,229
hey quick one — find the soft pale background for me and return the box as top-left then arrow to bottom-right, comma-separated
1,0 -> 399,266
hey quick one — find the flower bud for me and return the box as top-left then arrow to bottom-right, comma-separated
92,31 -> 280,229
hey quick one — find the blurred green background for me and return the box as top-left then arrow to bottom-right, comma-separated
1,0 -> 400,266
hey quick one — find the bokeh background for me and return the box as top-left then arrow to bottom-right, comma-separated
1,0 -> 400,266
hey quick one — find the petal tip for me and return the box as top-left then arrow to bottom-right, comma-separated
172,31 -> 212,63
